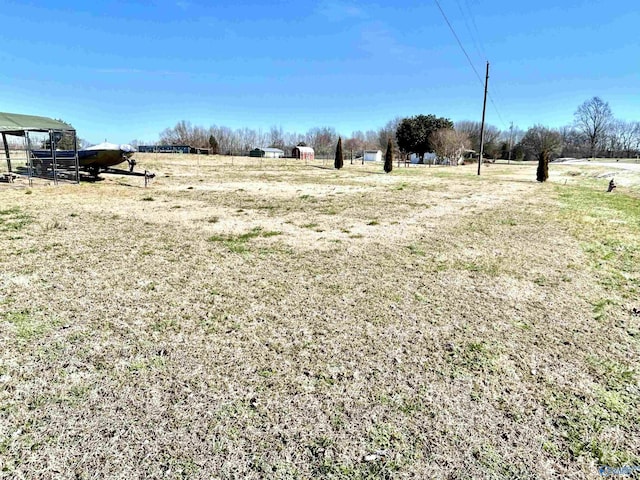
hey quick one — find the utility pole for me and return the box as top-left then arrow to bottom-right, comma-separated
508,121 -> 513,164
477,61 -> 489,176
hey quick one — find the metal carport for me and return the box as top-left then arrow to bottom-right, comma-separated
0,112 -> 79,184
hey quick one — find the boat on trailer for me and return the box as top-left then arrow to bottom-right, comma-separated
31,142 -> 136,177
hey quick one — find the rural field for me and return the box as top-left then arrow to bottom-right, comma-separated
1,154 -> 639,479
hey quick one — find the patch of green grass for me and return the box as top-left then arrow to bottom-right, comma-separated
547,390 -> 640,466
367,220 -> 379,226
455,260 -> 501,276
141,195 -> 154,201
449,341 -> 501,375
585,356 -> 637,391
128,355 -> 166,372
592,298 -> 616,321
3,310 -> 49,341
556,186 -> 640,296
208,227 -> 282,253
0,207 -> 32,232
407,244 -> 425,256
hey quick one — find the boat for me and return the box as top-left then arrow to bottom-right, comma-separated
31,142 -> 136,177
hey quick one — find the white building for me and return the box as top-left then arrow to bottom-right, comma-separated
250,147 -> 285,158
410,152 -> 437,164
364,150 -> 382,162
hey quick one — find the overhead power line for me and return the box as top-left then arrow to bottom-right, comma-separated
432,0 -> 484,88
455,0 -> 486,65
432,0 -> 508,130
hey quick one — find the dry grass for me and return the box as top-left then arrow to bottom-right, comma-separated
1,154 -> 639,479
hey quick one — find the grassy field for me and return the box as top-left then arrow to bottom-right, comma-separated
1,154 -> 639,479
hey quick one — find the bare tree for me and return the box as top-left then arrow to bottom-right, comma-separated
609,120 -> 639,158
306,127 -> 338,158
268,125 -> 285,150
430,129 -> 470,165
574,96 -> 614,158
363,130 -> 378,150
455,121 -> 500,153
377,117 -> 402,151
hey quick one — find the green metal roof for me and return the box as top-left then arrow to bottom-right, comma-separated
0,112 -> 74,134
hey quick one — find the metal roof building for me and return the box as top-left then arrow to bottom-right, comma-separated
250,147 -> 285,158
292,146 -> 314,161
1,112 -> 79,183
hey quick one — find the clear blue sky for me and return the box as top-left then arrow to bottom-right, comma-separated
1,0 -> 638,144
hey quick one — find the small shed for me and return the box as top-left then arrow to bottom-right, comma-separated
250,147 -> 284,158
292,146 -> 314,161
364,150 -> 382,162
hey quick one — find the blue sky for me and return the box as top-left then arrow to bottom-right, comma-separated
1,0 -> 638,144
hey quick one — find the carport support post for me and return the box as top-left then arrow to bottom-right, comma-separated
73,131 -> 79,183
2,133 -> 10,172
49,130 -> 58,185
24,131 -> 33,186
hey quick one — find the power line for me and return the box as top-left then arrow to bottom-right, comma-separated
463,0 -> 486,60
433,0 -> 508,129
454,0 -> 485,65
432,0 -> 484,88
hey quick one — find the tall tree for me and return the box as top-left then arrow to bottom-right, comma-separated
574,96 -> 614,159
396,114 -> 453,163
609,120 -> 639,158
208,135 -> 219,154
377,117 -> 403,151
268,125 -> 285,150
520,125 -> 562,182
384,138 -> 393,173
334,136 -> 344,170
455,120 -> 501,156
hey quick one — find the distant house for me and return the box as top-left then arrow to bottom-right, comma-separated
250,147 -> 284,158
190,147 -> 210,155
138,145 -> 190,154
292,146 -> 314,161
364,150 -> 382,162
410,152 -> 437,164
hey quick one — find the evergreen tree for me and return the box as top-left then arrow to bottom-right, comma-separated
334,137 -> 344,170
209,135 -> 219,154
536,151 -> 550,182
520,125 -> 561,182
396,114 -> 453,163
384,138 -> 393,173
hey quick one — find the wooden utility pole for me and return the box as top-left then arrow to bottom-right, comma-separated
508,121 -> 513,164
477,61 -> 489,176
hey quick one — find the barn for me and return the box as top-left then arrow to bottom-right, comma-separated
250,147 -> 284,158
292,146 -> 314,161
364,150 -> 382,162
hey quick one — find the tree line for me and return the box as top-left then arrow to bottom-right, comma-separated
149,96 -> 639,162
